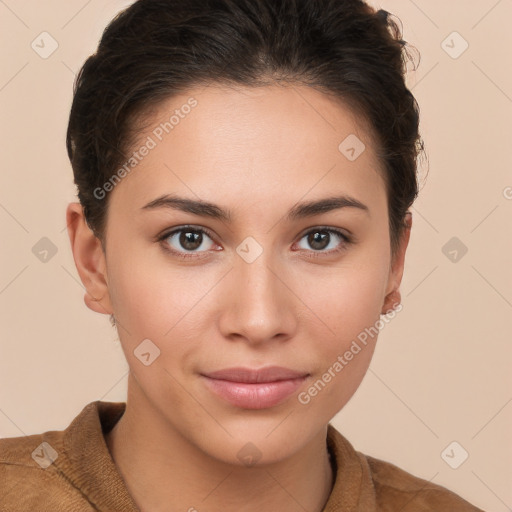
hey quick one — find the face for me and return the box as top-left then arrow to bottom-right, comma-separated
69,84 -> 409,465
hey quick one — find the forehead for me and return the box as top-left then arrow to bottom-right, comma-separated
108,83 -> 386,216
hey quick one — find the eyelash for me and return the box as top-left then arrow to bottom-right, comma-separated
156,225 -> 352,260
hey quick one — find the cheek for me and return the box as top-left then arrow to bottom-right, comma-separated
106,243 -> 199,330
105,248 -> 215,366
296,267 -> 388,416
300,255 -> 389,350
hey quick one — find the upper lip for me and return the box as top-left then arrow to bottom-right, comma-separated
202,366 -> 309,383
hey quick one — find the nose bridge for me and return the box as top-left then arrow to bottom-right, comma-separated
221,239 -> 296,343
239,248 -> 280,301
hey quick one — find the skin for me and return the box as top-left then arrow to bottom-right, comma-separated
66,83 -> 411,512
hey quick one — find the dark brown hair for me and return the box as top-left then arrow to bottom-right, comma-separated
66,0 -> 424,258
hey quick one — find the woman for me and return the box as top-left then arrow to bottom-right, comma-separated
0,0 -> 485,510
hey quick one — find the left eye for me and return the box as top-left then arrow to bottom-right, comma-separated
295,228 -> 349,253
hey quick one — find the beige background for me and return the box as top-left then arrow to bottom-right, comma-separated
1,0 -> 511,510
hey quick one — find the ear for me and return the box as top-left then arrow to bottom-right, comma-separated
381,211 -> 412,315
65,202 -> 113,316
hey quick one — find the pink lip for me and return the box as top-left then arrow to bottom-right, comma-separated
201,366 -> 309,409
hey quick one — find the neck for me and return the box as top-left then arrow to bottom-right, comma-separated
105,376 -> 334,512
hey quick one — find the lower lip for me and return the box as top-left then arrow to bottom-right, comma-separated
201,376 -> 307,409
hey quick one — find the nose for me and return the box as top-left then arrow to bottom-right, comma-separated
218,249 -> 298,346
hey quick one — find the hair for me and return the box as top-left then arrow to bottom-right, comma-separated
67,0 -> 424,261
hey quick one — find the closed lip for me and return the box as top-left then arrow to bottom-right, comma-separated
201,366 -> 309,383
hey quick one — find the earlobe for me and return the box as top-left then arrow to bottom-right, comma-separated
381,211 -> 412,315
65,202 -> 113,316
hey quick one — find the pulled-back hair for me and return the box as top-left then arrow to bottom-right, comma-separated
66,0 -> 424,258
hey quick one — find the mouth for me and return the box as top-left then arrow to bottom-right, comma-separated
200,366 -> 310,410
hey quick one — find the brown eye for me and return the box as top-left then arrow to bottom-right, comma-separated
296,228 -> 351,254
159,226 -> 217,257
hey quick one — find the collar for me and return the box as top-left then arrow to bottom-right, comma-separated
58,400 -> 376,511
60,400 -> 139,510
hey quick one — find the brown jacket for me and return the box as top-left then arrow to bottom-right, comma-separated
0,401 -> 484,511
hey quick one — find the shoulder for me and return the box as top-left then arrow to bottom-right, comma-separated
0,429 -> 87,510
326,425 -> 485,511
0,400 -> 126,511
363,453 -> 484,511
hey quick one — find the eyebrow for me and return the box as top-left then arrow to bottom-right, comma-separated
141,193 -> 369,222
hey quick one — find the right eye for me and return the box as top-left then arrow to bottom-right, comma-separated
157,225 -> 220,259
